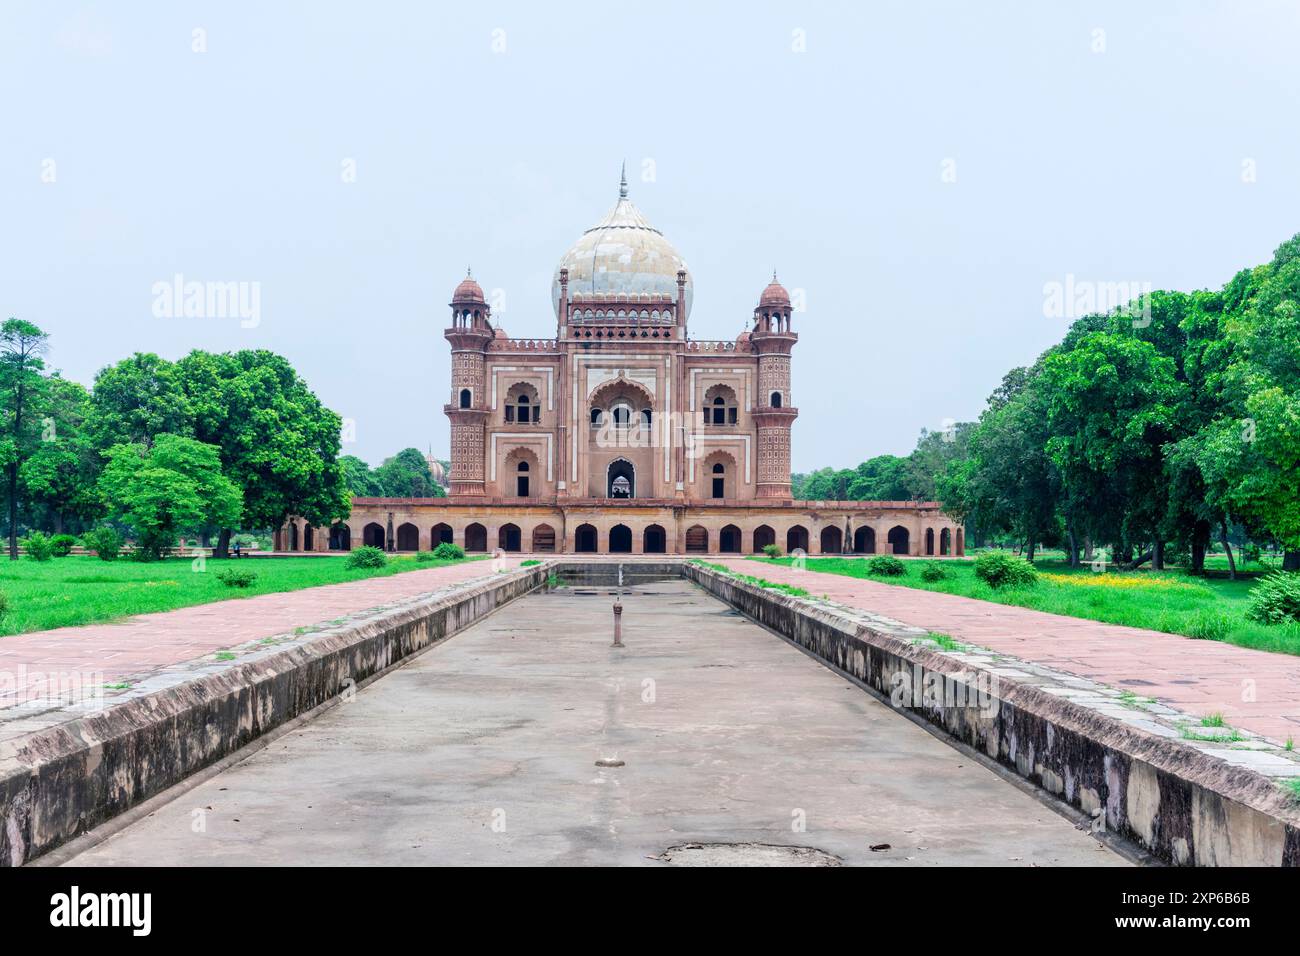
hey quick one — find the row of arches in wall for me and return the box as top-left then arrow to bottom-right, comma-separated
325,521 -> 963,556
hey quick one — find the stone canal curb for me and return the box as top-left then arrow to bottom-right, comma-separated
0,563 -> 552,867
684,562 -> 1300,866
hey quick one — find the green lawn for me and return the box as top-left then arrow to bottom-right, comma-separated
747,555 -> 1300,657
0,554 -> 487,636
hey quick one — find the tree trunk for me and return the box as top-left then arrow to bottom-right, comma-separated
1121,550 -> 1154,571
1190,520 -> 1210,574
1067,528 -> 1079,567
1152,539 -> 1165,572
215,528 -> 231,560
6,463 -> 17,560
1026,540 -> 1037,562
1284,549 -> 1300,572
1084,536 -> 1095,562
1220,521 -> 1237,580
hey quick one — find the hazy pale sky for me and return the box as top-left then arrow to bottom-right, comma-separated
3,2 -> 1298,471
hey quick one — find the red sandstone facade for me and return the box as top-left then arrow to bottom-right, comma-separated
279,174 -> 963,557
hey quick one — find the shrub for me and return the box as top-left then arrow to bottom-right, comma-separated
20,532 -> 54,561
0,591 -> 8,619
346,546 -> 387,569
974,550 -> 1038,588
81,527 -> 123,561
866,555 -> 906,577
432,541 -> 466,561
50,534 -> 78,557
415,551 -> 436,562
762,543 -> 782,560
216,567 -> 258,588
1246,572 -> 1300,626
521,559 -> 541,566
920,563 -> 948,582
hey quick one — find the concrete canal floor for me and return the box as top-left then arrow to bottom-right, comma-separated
61,579 -> 1127,866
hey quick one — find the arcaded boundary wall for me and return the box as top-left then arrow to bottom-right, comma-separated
0,564 -> 549,867
684,563 -> 1300,866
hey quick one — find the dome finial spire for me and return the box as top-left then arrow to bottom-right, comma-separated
619,161 -> 628,199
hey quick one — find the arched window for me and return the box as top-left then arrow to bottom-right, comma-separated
611,404 -> 631,427
641,408 -> 652,430
516,459 -> 530,497
590,408 -> 604,427
770,391 -> 782,408
459,388 -> 471,409
711,462 -> 725,500
705,384 -> 739,425
505,383 -> 540,424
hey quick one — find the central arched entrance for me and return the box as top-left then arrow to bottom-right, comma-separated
888,525 -> 910,555
753,525 -> 775,553
853,526 -> 875,554
498,523 -> 522,552
643,524 -> 666,554
465,523 -> 487,553
609,524 -> 632,553
607,459 -> 635,498
396,522 -> 419,551
575,523 -> 598,553
719,524 -> 742,553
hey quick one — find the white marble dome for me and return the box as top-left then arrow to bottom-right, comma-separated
552,174 -> 692,319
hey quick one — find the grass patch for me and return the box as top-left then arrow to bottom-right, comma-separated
0,553 -> 489,636
1283,779 -> 1300,800
748,555 -> 1300,657
927,631 -> 961,651
691,559 -> 811,599
1181,724 -> 1245,743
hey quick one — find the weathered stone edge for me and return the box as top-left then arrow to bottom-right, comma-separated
684,563 -> 1300,867
0,564 -> 550,867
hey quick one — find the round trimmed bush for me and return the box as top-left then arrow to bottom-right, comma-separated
50,534 -> 77,557
973,550 -> 1037,588
432,541 -> 466,561
216,567 -> 258,589
346,545 -> 387,569
762,543 -> 782,560
81,527 -> 123,561
920,563 -> 948,582
866,555 -> 906,577
20,532 -> 54,561
1246,572 -> 1300,625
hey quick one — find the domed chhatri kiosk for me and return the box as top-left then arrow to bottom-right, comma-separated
289,171 -> 961,556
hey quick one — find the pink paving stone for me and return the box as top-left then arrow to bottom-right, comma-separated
719,558 -> 1300,744
0,559 -> 517,708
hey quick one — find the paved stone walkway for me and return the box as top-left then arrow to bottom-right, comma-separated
0,558 -> 518,708
718,558 -> 1300,745
63,581 -> 1122,867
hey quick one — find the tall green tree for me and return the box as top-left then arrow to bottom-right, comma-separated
98,434 -> 242,559
89,352 -> 194,449
374,447 -> 444,498
176,350 -> 350,556
1041,331 -> 1184,567
0,319 -> 50,558
20,376 -> 101,532
339,454 -> 384,497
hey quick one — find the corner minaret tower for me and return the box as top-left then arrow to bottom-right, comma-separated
444,270 -> 492,496
750,274 -> 798,498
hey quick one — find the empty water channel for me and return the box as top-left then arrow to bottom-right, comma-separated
61,564 -> 1127,866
